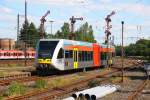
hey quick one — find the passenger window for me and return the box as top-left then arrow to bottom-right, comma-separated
69,50 -> 73,58
78,51 -> 82,61
87,52 -> 91,61
57,48 -> 64,59
101,52 -> 105,60
91,51 -> 93,60
85,51 -> 88,61
82,51 -> 85,61
65,50 -> 69,58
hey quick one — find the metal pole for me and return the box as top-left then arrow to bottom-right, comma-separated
24,0 -> 27,66
106,19 -> 109,68
121,21 -> 124,83
49,20 -> 54,34
17,14 -> 19,49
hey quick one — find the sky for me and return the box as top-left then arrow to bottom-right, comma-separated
0,0 -> 150,45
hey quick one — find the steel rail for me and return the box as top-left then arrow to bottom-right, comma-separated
127,76 -> 149,100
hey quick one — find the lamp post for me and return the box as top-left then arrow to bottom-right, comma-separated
49,20 -> 54,35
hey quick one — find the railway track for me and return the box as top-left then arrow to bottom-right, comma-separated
0,59 -> 34,66
0,57 -> 144,100
0,75 -> 59,86
6,68 -> 121,100
0,76 -> 39,86
127,74 -> 149,100
0,72 -> 31,81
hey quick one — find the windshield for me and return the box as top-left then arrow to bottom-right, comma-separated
38,41 -> 58,59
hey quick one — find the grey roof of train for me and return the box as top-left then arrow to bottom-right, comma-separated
39,39 -> 115,47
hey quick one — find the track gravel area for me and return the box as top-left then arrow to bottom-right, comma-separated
100,68 -> 149,100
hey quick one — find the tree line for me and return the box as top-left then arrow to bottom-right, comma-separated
115,39 -> 150,61
19,21 -> 96,49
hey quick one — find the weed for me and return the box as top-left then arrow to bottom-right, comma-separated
7,82 -> 26,96
35,79 -> 47,89
88,80 -> 99,88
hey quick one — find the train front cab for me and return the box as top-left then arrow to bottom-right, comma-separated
36,40 -> 59,71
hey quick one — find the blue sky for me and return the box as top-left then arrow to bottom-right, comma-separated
0,0 -> 150,45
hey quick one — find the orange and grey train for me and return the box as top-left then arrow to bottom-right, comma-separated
35,39 -> 115,73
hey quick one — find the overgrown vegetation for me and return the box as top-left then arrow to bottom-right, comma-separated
6,82 -> 26,96
0,96 -> 3,100
35,79 -> 47,89
88,80 -> 99,88
116,39 -> 150,62
47,76 -> 79,88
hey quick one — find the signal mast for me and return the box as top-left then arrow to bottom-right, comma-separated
40,10 -> 50,38
69,16 -> 83,40
104,11 -> 115,68
105,11 -> 115,43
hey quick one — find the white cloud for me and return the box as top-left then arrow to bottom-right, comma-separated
6,0 -> 90,6
2,0 -> 150,45
0,6 -> 13,14
0,14 -> 15,21
115,3 -> 150,17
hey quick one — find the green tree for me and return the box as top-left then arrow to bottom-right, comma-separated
19,21 -> 41,48
75,22 -> 96,42
116,39 -> 150,62
61,22 -> 70,39
53,22 -> 96,43
28,22 -> 40,47
55,30 -> 62,38
19,20 -> 30,42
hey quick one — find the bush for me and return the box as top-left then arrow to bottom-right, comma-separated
88,80 -> 99,88
35,79 -> 47,89
7,82 -> 26,96
0,96 -> 3,100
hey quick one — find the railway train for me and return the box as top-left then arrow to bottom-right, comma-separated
0,50 -> 35,59
35,39 -> 115,73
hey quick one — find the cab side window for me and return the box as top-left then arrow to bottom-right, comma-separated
57,48 -> 64,59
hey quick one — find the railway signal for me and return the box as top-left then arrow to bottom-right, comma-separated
105,11 -> 115,43
104,11 -> 115,69
40,10 -> 50,39
69,16 -> 83,40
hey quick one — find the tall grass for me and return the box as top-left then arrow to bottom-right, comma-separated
6,82 -> 26,96
35,79 -> 47,89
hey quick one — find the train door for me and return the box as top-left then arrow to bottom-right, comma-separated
73,48 -> 78,69
93,43 -> 101,67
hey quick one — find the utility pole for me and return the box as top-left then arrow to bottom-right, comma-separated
17,14 -> 25,50
105,11 -> 115,68
121,21 -> 124,83
69,16 -> 83,40
24,0 -> 27,66
17,14 -> 19,49
49,20 -> 54,34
